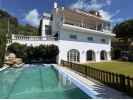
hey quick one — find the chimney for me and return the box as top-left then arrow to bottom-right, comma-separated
54,2 -> 58,9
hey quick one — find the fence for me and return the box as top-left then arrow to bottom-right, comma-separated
61,60 -> 133,97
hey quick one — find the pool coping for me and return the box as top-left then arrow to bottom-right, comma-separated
53,64 -> 100,99
0,66 -> 9,72
53,64 -> 132,99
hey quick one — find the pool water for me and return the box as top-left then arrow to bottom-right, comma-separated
0,65 -> 90,99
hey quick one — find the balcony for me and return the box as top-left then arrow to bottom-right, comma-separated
62,23 -> 115,37
63,20 -> 112,33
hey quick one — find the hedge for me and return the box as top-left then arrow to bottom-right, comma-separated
7,43 -> 59,63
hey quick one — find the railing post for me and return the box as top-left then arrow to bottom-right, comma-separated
119,74 -> 126,92
109,72 -> 112,86
85,66 -> 87,77
106,72 -> 109,84
62,60 -> 64,66
115,74 -> 119,89
111,73 -> 115,87
60,60 -> 63,66
12,34 -> 15,40
126,76 -> 131,94
70,62 -> 72,69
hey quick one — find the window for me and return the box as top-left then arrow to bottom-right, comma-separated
87,37 -> 93,41
67,49 -> 80,62
70,35 -> 77,40
45,25 -> 51,35
101,39 -> 106,43
100,50 -> 107,60
86,50 -> 95,61
50,15 -> 53,21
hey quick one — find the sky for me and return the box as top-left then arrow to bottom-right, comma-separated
0,0 -> 133,27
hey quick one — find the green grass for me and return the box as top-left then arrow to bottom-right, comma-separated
86,61 -> 133,77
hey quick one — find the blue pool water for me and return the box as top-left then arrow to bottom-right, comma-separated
0,65 -> 90,99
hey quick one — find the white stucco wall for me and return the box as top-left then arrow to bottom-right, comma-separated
57,40 -> 111,64
42,18 -> 51,37
60,29 -> 110,45
52,9 -> 64,36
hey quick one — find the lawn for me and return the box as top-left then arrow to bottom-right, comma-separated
86,61 -> 133,77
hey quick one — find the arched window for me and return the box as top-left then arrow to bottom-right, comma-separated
100,50 -> 107,60
67,49 -> 80,62
86,50 -> 95,61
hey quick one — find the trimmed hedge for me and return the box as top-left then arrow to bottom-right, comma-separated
7,43 -> 59,63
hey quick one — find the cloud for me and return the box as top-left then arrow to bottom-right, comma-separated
99,10 -> 112,21
23,9 -> 40,27
70,0 -> 121,22
105,0 -> 112,5
89,0 -> 106,10
70,0 -> 108,10
70,0 -> 84,10
99,9 -> 120,21
111,9 -> 120,18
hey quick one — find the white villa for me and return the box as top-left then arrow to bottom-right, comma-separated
9,2 -> 115,64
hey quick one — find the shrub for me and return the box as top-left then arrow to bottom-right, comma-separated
111,48 -> 121,59
7,43 -> 59,63
47,45 -> 59,58
128,51 -> 133,61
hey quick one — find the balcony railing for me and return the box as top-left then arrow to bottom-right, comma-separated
64,20 -> 112,32
12,34 -> 56,41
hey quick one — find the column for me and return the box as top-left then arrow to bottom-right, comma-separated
96,51 -> 101,62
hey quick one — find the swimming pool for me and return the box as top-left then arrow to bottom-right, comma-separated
0,65 -> 90,99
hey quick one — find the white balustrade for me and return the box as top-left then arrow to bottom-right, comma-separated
64,20 -> 112,32
12,34 -> 56,41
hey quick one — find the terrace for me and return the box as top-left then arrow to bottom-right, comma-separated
12,34 -> 56,41
62,9 -> 112,33
7,34 -> 58,46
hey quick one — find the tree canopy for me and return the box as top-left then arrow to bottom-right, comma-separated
7,43 -> 59,63
113,19 -> 133,40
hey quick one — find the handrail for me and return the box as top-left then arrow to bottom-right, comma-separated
64,21 -> 112,32
12,34 -> 56,41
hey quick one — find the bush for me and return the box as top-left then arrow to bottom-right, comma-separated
111,48 -> 122,59
7,43 -> 59,63
47,45 -> 59,58
128,51 -> 133,61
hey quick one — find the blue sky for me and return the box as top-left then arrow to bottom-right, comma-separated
0,0 -> 132,27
